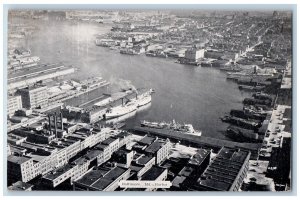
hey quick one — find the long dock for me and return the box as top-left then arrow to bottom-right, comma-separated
132,126 -> 262,159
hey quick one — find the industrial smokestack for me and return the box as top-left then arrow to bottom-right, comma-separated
54,112 -> 58,138
48,115 -> 52,135
60,112 -> 64,130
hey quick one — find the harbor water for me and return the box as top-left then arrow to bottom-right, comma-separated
11,18 -> 252,140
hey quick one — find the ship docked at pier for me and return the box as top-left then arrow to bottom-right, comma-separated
140,120 -> 202,137
104,89 -> 153,119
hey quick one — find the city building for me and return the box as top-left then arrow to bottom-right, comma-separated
7,133 -> 27,145
84,149 -> 104,167
185,47 -> 205,61
140,165 -> 168,191
41,158 -> 90,188
112,148 -> 134,168
13,126 -> 56,144
102,137 -> 120,155
144,138 -> 171,164
17,84 -> 48,109
73,166 -> 131,191
50,138 -> 81,161
197,147 -> 251,191
7,155 -> 37,184
8,65 -> 75,91
95,143 -> 112,165
130,154 -> 156,180
114,131 -> 132,148
7,95 -> 22,117
8,181 -> 34,191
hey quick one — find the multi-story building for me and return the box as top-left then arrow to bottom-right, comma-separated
102,137 -> 120,155
130,154 -> 156,180
84,149 -> 105,166
185,47 -> 205,61
7,95 -> 22,117
13,126 -> 56,144
17,85 -> 48,109
144,138 -> 171,164
50,138 -> 81,161
140,165 -> 168,191
90,129 -> 106,147
7,155 -> 37,183
112,148 -> 134,168
71,157 -> 90,183
41,164 -> 74,188
95,143 -> 111,165
73,166 -> 131,191
114,131 -> 132,148
197,147 -> 251,191
41,158 -> 90,188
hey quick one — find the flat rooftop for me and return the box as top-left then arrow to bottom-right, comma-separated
199,147 -> 250,191
136,155 -> 154,165
8,65 -> 75,84
95,143 -> 109,150
17,84 -> 47,91
91,167 -> 128,190
115,131 -> 131,139
43,164 -> 73,181
7,155 -> 32,164
138,135 -> 157,145
8,181 -> 33,191
141,165 -> 166,181
76,166 -> 128,190
85,149 -> 103,161
144,139 -> 167,154
102,137 -> 119,145
76,168 -> 110,186
8,63 -> 66,79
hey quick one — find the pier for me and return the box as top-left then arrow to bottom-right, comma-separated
132,126 -> 262,159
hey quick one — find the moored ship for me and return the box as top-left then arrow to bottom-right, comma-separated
105,101 -> 137,119
140,120 -> 202,136
134,89 -> 153,107
105,88 -> 154,119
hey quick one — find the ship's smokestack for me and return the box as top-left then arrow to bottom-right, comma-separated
54,112 -> 58,138
48,115 -> 52,135
60,112 -> 64,130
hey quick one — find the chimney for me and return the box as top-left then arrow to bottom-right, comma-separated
48,115 -> 52,135
60,112 -> 64,130
136,92 -> 138,100
54,112 -> 58,138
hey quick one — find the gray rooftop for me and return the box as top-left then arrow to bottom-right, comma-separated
141,166 -> 167,181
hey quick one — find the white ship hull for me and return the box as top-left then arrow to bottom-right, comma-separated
141,120 -> 202,136
105,103 -> 137,119
105,89 -> 153,120
136,94 -> 152,107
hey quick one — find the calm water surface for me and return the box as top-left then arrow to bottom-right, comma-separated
11,18 -> 252,140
